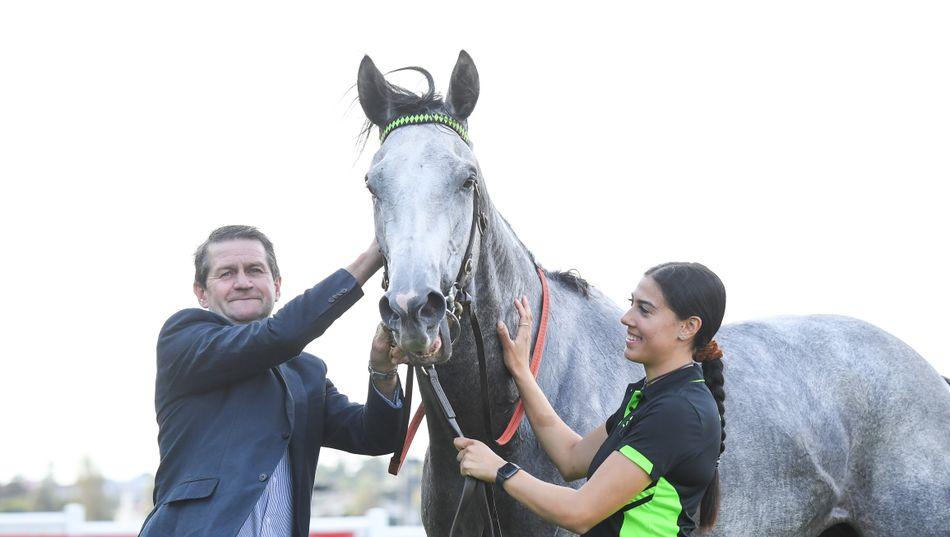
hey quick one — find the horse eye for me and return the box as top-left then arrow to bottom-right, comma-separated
364,174 -> 369,183
462,175 -> 477,189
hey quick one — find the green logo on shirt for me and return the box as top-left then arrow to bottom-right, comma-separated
618,389 -> 643,429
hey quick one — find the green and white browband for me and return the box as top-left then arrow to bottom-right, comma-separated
380,113 -> 470,144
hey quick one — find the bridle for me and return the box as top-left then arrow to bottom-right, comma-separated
376,113 -> 549,537
380,166 -> 486,365
378,111 -> 484,358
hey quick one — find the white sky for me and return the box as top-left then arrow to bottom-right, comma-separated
1,2 -> 948,484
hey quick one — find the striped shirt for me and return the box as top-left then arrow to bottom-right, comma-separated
236,382 -> 402,537
236,449 -> 294,537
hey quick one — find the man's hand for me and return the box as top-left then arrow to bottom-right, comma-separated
369,323 -> 406,399
370,323 -> 407,370
346,239 -> 385,287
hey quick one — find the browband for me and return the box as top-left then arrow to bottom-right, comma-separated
380,113 -> 470,144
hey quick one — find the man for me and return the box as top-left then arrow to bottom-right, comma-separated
140,225 -> 404,537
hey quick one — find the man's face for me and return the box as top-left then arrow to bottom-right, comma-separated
193,239 -> 281,323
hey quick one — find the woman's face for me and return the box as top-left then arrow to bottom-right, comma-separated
620,276 -> 684,364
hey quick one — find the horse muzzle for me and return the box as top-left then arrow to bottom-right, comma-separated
379,289 -> 459,366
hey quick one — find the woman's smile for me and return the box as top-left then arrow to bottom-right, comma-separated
625,333 -> 643,348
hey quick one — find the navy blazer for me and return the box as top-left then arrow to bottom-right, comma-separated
140,269 -> 402,537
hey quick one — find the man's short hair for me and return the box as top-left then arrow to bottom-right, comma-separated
194,225 -> 281,288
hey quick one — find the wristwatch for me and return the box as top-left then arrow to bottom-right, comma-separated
368,364 -> 398,381
495,462 -> 521,488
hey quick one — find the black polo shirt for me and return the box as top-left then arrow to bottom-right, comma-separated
584,363 -> 721,537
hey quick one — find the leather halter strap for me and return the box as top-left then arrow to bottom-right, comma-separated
421,366 -> 500,537
383,175 -> 500,536
385,178 -> 484,474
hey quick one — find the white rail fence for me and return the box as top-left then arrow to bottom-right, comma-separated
0,504 -> 426,537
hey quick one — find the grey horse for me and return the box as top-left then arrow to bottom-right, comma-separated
356,51 -> 950,537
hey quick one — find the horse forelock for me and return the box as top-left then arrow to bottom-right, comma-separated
357,65 -> 466,152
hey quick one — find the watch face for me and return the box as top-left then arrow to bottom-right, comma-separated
500,462 -> 520,479
496,462 -> 521,488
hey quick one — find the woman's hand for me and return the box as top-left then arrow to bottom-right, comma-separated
496,295 -> 533,382
454,437 -> 507,483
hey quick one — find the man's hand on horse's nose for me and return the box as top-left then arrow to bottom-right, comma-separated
371,323 -> 406,368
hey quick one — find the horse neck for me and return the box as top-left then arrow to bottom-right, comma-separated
422,199 -> 545,447
472,204 -> 541,318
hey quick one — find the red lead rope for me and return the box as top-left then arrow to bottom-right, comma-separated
389,267 -> 550,475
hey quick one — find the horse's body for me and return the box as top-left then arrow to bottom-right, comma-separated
357,52 -> 950,536
713,316 -> 950,535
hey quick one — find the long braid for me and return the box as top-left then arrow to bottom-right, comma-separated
696,340 -> 725,530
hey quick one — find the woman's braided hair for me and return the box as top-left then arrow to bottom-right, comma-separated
644,262 -> 726,530
695,340 -> 726,460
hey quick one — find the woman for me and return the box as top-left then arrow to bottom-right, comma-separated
455,262 -> 727,536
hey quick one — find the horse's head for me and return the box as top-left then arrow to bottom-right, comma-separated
357,51 -> 482,366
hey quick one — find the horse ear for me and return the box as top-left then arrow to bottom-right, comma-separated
446,50 -> 480,120
358,55 -> 392,126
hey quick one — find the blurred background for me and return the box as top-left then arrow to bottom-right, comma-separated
1,0 -> 948,528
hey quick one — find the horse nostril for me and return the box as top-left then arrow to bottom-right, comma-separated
379,289 -> 446,331
378,296 -> 400,330
419,291 -> 446,324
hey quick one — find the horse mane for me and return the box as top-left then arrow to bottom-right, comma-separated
496,206 -> 593,299
546,269 -> 592,297
358,66 -> 449,147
